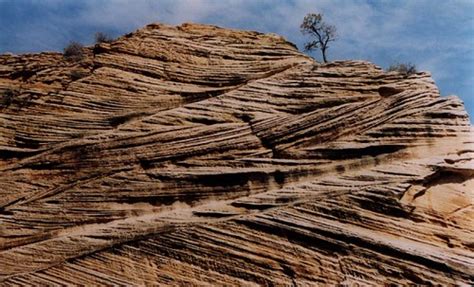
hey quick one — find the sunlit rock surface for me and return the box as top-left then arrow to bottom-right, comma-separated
0,23 -> 472,285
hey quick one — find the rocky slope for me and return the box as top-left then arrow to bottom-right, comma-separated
0,23 -> 473,285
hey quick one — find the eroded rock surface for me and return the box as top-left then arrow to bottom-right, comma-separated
0,23 -> 473,285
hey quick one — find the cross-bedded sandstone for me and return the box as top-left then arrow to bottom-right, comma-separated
0,23 -> 472,285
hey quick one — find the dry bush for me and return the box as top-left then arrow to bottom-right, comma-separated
95,32 -> 113,44
387,62 -> 417,76
70,69 -> 89,81
1,88 -> 18,107
63,41 -> 84,61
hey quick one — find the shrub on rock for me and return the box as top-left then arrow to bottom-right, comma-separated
387,62 -> 417,76
63,41 -> 84,61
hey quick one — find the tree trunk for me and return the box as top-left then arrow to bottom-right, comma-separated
322,47 -> 328,63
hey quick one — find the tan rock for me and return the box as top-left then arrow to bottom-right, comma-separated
0,23 -> 472,285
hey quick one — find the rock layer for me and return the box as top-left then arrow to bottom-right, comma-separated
0,23 -> 473,285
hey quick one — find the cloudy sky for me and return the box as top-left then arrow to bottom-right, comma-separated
1,0 -> 473,119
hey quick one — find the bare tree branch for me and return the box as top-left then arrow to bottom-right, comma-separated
300,13 -> 337,63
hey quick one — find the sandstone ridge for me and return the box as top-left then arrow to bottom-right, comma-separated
0,23 -> 473,285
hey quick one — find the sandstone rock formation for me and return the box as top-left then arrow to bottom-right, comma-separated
0,23 -> 473,285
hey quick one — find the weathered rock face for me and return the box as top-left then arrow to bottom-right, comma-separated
0,23 -> 473,285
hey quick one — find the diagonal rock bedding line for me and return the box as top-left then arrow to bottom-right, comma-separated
1,145 -> 472,281
0,22 -> 473,285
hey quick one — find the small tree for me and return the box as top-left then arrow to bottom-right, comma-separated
300,13 -> 336,63
63,41 -> 84,61
95,32 -> 113,44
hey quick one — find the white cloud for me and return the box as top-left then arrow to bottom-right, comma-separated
8,0 -> 470,62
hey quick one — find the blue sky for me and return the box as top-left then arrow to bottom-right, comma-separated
1,0 -> 473,120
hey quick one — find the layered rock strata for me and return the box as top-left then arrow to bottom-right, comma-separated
0,23 -> 472,285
